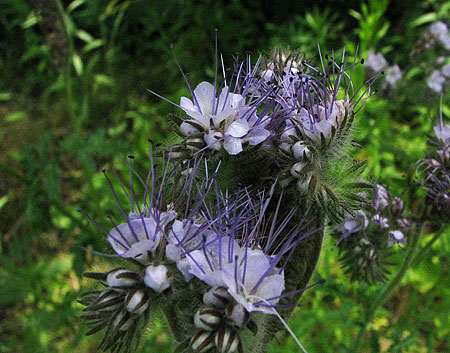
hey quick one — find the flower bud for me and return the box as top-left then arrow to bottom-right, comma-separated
388,230 -> 405,247
290,161 -> 307,178
391,197 -> 405,215
203,287 -> 232,309
396,218 -> 411,229
125,289 -> 150,315
365,248 -> 377,261
113,310 -> 133,331
372,214 -> 389,229
292,141 -> 311,160
186,137 -> 206,151
279,142 -> 292,155
194,307 -> 223,331
215,327 -> 240,353
106,269 -> 140,290
144,265 -> 172,293
190,331 -> 215,352
89,290 -> 123,311
297,174 -> 312,192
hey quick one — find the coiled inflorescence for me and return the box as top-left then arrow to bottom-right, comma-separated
418,120 -> 450,222
330,184 -> 412,284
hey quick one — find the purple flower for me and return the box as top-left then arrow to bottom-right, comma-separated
427,70 -> 446,93
365,51 -> 387,72
383,64 -> 402,88
434,123 -> 450,143
179,81 -> 271,155
372,184 -> 390,211
388,230 -> 405,247
340,210 -> 369,234
166,219 -> 218,281
221,249 -> 285,314
187,233 -> 243,287
108,210 -> 176,263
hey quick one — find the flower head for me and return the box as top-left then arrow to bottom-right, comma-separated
179,81 -> 271,155
427,70 -> 446,93
365,51 -> 387,72
383,64 -> 402,88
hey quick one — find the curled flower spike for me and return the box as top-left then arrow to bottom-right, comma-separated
417,110 -> 450,221
331,183 -> 412,283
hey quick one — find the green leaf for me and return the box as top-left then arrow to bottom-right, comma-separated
5,111 -> 28,122
0,195 -> 9,210
75,29 -> 95,43
0,92 -> 11,101
410,13 -> 437,28
72,54 -> 83,76
67,0 -> 86,13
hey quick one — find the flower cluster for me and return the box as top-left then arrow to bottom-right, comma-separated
418,119 -> 450,222
429,21 -> 450,51
331,184 -> 412,283
365,50 -> 402,90
78,40 -> 377,353
410,21 -> 450,94
78,150 -> 318,352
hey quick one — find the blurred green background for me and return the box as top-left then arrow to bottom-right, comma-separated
1,0 -> 449,352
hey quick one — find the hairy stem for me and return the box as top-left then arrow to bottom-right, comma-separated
163,304 -> 186,343
352,226 -> 421,352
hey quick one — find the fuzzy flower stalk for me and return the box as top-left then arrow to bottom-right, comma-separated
330,184 -> 412,283
417,114 -> 450,222
77,39 -> 377,352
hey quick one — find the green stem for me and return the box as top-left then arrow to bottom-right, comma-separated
411,231 -> 441,267
53,0 -> 78,128
353,229 -> 421,352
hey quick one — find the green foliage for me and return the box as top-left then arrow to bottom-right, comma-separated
1,0 -> 449,352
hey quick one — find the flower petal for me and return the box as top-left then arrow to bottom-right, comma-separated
193,81 -> 215,116
204,130 -> 224,151
245,128 -> 270,145
227,119 -> 249,138
223,137 -> 243,155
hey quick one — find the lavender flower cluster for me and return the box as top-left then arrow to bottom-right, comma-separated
331,184 -> 411,283
418,119 -> 450,221
365,50 -> 402,90
78,41 -> 378,353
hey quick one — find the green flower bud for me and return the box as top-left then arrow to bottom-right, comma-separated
190,331 -> 215,352
215,327 -> 240,353
194,307 -> 223,331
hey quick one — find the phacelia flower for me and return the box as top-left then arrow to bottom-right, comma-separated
365,51 -> 387,72
429,21 -> 450,50
331,183 -> 412,283
383,64 -> 402,88
427,70 -> 446,93
434,122 -> 450,143
108,210 -> 176,263
165,218 -> 217,281
179,82 -> 271,155
442,63 -> 450,78
221,249 -> 285,314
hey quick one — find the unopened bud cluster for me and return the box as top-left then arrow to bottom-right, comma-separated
418,121 -> 450,222
331,184 -> 412,283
